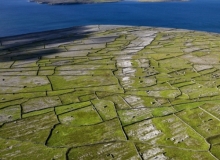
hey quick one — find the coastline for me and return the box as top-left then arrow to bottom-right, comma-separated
0,24 -> 218,40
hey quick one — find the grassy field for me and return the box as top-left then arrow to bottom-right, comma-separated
0,25 -> 220,159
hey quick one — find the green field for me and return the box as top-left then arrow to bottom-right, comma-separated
0,25 -> 220,159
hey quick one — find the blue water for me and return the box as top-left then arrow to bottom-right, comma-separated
0,0 -> 220,37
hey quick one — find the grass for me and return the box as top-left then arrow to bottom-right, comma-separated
1,26 -> 220,158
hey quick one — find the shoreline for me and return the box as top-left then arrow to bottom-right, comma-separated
1,24 -> 218,40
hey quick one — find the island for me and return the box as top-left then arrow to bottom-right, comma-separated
138,0 -> 189,2
30,0 -> 186,5
139,0 -> 188,2
29,0 -> 120,5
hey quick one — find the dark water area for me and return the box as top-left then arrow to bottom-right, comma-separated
0,0 -> 220,37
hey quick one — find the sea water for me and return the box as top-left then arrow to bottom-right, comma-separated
0,0 -> 220,37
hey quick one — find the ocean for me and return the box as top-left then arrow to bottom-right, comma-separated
0,0 -> 220,37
